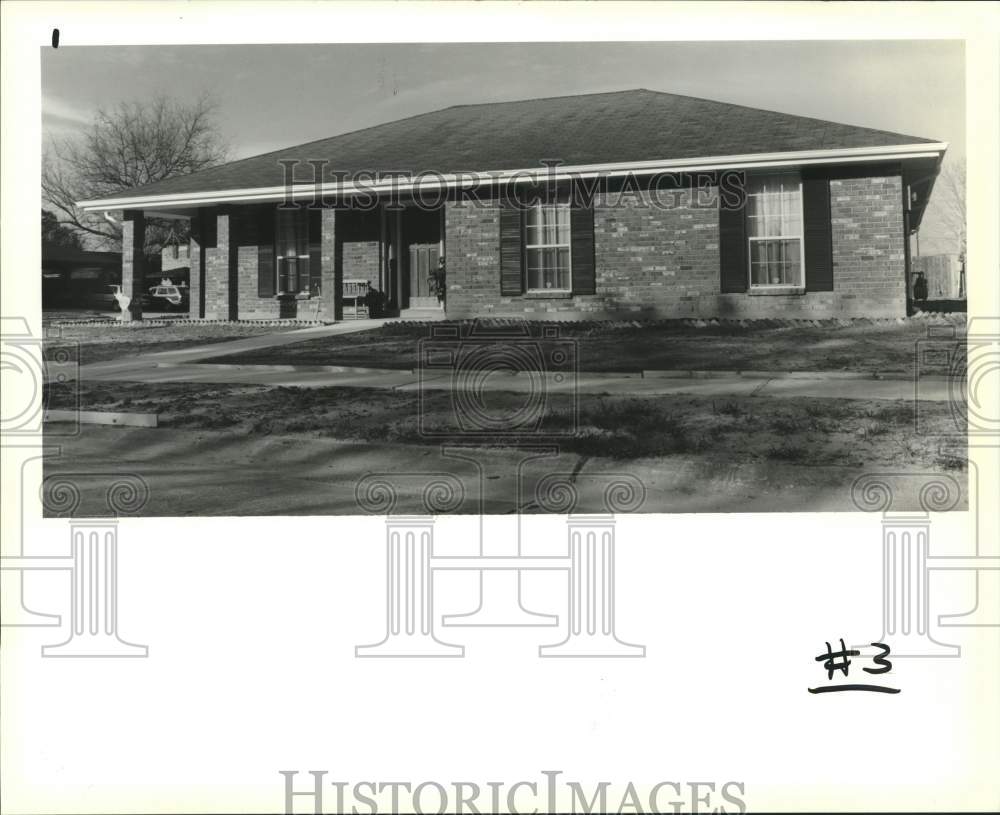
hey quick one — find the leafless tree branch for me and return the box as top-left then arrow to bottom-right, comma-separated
41,93 -> 229,253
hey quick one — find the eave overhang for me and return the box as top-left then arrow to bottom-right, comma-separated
78,141 -> 948,214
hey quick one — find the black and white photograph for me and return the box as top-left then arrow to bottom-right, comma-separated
36,38 -> 972,516
2,3 -> 998,814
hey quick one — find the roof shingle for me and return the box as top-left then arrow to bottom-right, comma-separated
104,88 -> 941,199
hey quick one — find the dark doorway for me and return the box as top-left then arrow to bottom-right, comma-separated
400,206 -> 443,310
408,243 -> 441,304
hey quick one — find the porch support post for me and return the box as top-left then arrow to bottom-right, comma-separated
379,204 -> 388,305
395,207 -> 403,311
204,209 -> 230,320
121,209 -> 145,322
188,217 -> 203,319
321,208 -> 339,321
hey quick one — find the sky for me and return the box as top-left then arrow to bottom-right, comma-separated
41,40 -> 965,253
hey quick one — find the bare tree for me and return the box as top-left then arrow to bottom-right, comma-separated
929,156 -> 966,261
42,93 -> 228,253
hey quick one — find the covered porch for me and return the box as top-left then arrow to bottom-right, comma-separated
113,201 -> 445,323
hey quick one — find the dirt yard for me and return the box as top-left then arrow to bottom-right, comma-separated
196,316 -> 967,375
44,321 -> 299,366
44,380 -> 964,468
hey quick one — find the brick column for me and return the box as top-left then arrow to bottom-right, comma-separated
204,209 -> 230,320
320,208 -> 339,321
188,223 -> 202,319
121,210 -> 145,322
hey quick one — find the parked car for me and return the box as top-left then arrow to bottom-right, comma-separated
146,282 -> 190,312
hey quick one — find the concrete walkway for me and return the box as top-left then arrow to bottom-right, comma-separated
73,318 -> 397,379
69,320 -> 951,402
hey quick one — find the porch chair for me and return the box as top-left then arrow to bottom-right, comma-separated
342,279 -> 372,319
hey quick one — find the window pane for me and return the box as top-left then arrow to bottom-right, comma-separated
785,240 -> 801,267
526,204 -> 570,246
749,239 -> 802,286
746,173 -> 801,239
298,258 -> 311,293
525,204 -> 572,290
556,208 -> 571,244
539,207 -> 552,244
526,248 -> 544,290
555,248 -> 570,289
276,209 -> 308,258
527,247 -> 571,290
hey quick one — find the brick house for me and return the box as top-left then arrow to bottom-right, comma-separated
78,89 -> 946,322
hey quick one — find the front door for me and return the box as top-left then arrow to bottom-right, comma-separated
408,243 -> 441,307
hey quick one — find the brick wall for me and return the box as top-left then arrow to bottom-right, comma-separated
444,173 -> 906,321
198,205 -> 378,321
446,189 -> 719,319
336,209 -> 383,315
592,188 -> 719,318
338,210 -> 381,287
829,174 -> 906,315
444,203 -> 502,316
320,208 -> 338,321
201,204 -> 337,321
342,242 -> 381,283
187,171 -> 906,322
233,207 -> 283,320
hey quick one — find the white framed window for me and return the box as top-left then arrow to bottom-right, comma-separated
524,202 -> 572,292
746,172 -> 803,288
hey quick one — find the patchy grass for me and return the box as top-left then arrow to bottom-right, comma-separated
765,442 -> 810,463
44,379 -> 965,468
196,316 -> 966,375
43,322 -> 299,366
934,453 -> 968,471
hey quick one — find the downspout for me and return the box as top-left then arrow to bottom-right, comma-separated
902,182 -> 913,317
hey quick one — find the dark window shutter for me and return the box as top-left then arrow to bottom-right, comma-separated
308,208 -> 322,297
499,206 -> 524,296
257,207 -> 275,298
719,195 -> 748,293
570,206 -> 596,295
803,175 -> 834,291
